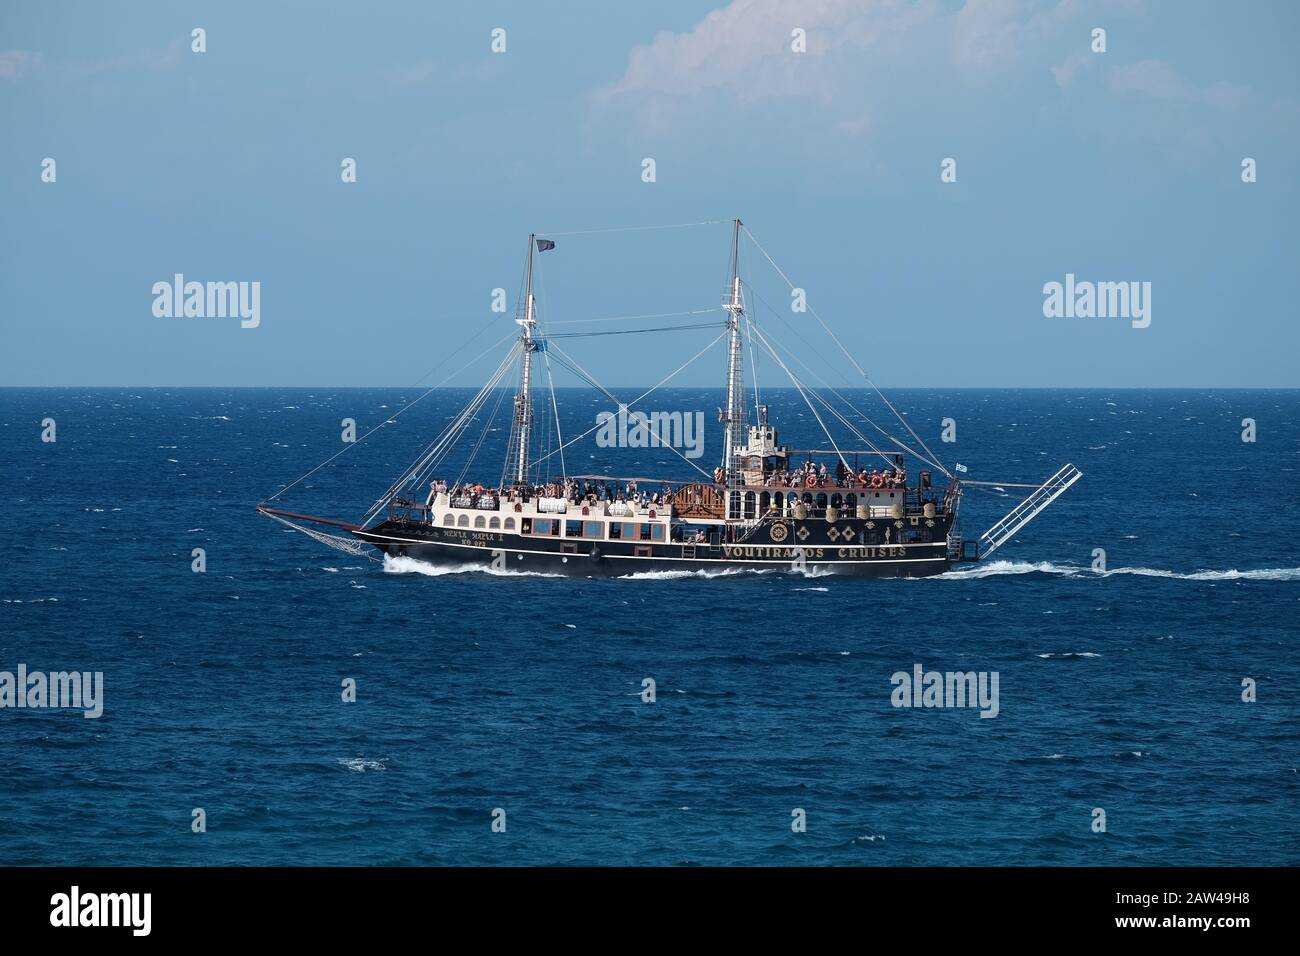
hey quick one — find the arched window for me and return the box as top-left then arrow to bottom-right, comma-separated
831,493 -> 843,509
474,516 -> 486,529
489,516 -> 500,529
846,493 -> 857,509
504,517 -> 515,530
442,514 -> 454,526
816,493 -> 828,509
457,514 -> 470,527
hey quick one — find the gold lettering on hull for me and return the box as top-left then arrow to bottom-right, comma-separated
719,545 -> 911,560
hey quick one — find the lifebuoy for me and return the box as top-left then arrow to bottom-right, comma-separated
804,475 -> 817,488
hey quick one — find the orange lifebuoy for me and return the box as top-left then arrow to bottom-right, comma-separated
803,475 -> 817,488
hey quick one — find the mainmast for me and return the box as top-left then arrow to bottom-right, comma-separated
511,234 -> 538,485
720,218 -> 746,486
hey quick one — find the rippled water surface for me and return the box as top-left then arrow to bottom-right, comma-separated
2,387 -> 1297,865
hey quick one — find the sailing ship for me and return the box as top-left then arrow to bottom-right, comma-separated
259,219 -> 1080,578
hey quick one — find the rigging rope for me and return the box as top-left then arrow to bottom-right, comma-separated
741,270 -> 950,475
541,345 -> 567,482
742,225 -> 954,480
747,323 -> 853,475
545,321 -> 721,338
263,511 -> 378,560
266,327 -> 519,507
546,342 -> 716,482
530,330 -> 728,477
362,341 -> 521,525
546,308 -> 717,327
538,220 -> 726,238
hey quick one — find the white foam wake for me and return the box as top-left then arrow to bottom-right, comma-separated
940,560 -> 1300,582
618,566 -> 777,581
382,554 -> 563,578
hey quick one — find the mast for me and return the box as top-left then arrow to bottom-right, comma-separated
721,218 -> 745,487
512,234 -> 538,485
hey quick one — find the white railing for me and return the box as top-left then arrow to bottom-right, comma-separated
977,463 -> 1082,558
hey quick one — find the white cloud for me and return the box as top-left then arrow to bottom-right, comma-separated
1110,59 -> 1251,109
590,0 -> 1107,137
1110,58 -> 1191,99
0,50 -> 42,80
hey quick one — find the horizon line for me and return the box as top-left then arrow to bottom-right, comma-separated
1,384 -> 1298,391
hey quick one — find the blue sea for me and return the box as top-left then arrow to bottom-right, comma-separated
2,387 -> 1298,866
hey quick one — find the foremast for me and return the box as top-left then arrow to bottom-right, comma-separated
720,219 -> 746,507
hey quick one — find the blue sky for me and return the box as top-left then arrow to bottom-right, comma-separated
1,0 -> 1297,387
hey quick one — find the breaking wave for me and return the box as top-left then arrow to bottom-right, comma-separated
337,757 -> 387,773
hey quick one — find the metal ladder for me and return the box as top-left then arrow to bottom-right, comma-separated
976,463 -> 1082,559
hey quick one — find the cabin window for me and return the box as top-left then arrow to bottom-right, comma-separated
639,523 -> 653,541
584,521 -> 603,539
816,493 -> 828,509
609,523 -> 622,540
846,493 -> 857,508
651,524 -> 665,542
489,516 -> 500,529
831,493 -> 843,509
533,518 -> 558,536
442,514 -> 454,526
620,522 -> 637,540
474,516 -> 486,529
504,517 -> 515,530
563,519 -> 583,537
802,493 -> 813,506
457,514 -> 470,527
